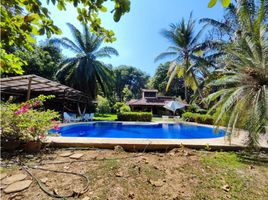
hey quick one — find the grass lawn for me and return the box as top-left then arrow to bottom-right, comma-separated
93,113 -> 117,121
1,148 -> 268,200
93,114 -> 177,122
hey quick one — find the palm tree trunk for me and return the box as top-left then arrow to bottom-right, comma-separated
183,76 -> 188,103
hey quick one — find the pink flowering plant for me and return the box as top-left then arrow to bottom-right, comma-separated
1,95 -> 60,142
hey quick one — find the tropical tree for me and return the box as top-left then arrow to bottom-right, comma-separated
155,13 -> 219,103
113,66 -> 150,101
206,0 -> 268,148
201,0 -> 268,42
1,0 -> 130,75
51,23 -> 119,100
12,43 -> 63,79
149,62 -> 185,97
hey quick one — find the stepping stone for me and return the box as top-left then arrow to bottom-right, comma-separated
69,154 -> 83,159
40,178 -> 48,184
2,174 -> 27,185
0,173 -> 7,180
148,179 -> 164,187
59,152 -> 73,157
4,180 -> 32,194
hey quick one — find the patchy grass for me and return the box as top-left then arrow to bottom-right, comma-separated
93,113 -> 117,121
1,149 -> 268,200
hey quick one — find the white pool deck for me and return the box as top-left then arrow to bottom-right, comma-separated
47,121 -> 268,151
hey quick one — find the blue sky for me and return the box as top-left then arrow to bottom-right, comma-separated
39,0 -> 225,76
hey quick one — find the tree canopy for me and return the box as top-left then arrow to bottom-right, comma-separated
51,23 -> 118,100
1,0 -> 130,75
113,66 -> 150,101
149,62 -> 185,98
11,43 -> 63,79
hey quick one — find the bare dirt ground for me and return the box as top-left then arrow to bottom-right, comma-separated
1,147 -> 268,200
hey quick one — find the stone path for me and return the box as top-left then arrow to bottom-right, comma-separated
4,180 -> 32,194
2,174 -> 27,185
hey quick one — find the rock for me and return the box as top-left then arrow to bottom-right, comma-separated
82,197 -> 90,200
0,173 -> 7,180
114,145 -> 124,152
59,152 -> 73,157
69,154 -> 84,159
64,166 -> 70,170
2,174 -> 27,185
249,165 -> 255,170
222,184 -> 230,192
128,192 -> 135,199
40,177 -> 48,183
4,180 -> 32,194
115,171 -> 123,177
148,179 -> 164,187
25,155 -> 34,159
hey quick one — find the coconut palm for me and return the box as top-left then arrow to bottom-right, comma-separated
206,0 -> 268,147
50,23 -> 118,100
200,0 -> 268,42
155,13 -> 220,103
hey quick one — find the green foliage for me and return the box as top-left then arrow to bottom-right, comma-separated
113,102 -> 124,113
208,0 -> 231,8
93,113 -> 117,121
122,85 -> 133,102
0,95 -> 60,142
51,23 -> 118,99
149,62 -> 185,97
155,13 -> 220,102
96,96 -> 111,114
117,112 -> 152,122
206,0 -> 268,147
119,105 -> 131,113
12,43 -> 63,79
113,66 -> 150,101
182,112 -> 214,125
1,0 -> 130,74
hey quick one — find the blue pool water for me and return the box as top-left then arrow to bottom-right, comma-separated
50,122 -> 224,139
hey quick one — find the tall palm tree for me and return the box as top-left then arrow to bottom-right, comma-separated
155,13 -> 219,103
200,0 -> 268,42
50,23 -> 119,100
206,0 -> 268,148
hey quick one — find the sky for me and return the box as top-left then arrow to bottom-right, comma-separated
38,0 -> 225,76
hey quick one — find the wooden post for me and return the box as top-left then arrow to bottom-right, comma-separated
27,77 -> 32,100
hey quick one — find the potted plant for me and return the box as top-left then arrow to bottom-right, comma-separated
1,95 -> 60,153
1,103 -> 22,151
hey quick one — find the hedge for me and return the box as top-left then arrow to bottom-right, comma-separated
117,112 -> 152,122
182,112 -> 214,125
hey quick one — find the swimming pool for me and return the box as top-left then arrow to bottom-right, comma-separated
50,122 -> 224,139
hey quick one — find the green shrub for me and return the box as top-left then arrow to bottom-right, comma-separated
119,105 -> 131,113
113,102 -> 124,113
96,96 -> 111,114
117,112 -> 152,122
182,112 -> 214,125
0,95 -> 60,142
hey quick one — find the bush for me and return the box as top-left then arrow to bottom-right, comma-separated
117,112 -> 152,122
0,95 -> 60,142
113,102 -> 124,113
96,96 -> 111,114
182,112 -> 214,125
119,105 -> 131,113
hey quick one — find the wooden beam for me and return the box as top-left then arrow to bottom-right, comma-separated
27,77 -> 32,100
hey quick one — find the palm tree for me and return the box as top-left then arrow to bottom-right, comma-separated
50,23 -> 119,100
206,0 -> 268,148
155,13 -> 219,103
200,0 -> 268,42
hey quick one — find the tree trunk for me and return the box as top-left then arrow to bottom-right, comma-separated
184,77 -> 188,103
